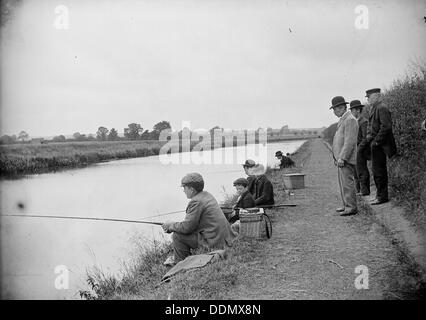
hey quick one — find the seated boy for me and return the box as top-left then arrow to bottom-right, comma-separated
228,177 -> 256,224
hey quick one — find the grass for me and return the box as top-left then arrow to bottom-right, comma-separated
0,140 -> 165,177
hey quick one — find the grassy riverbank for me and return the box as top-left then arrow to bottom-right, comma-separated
78,140 -> 311,300
0,140 -> 165,177
0,137 -> 312,177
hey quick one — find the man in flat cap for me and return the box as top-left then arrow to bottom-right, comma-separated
162,173 -> 237,265
330,96 -> 358,216
350,100 -> 371,196
362,88 -> 397,205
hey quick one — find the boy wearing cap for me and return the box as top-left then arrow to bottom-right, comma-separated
162,173 -> 237,265
350,100 -> 371,196
362,88 -> 397,205
330,96 -> 358,216
228,178 -> 256,224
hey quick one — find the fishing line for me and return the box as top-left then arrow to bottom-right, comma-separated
2,214 -> 163,226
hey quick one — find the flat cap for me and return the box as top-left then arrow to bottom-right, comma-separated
242,159 -> 256,168
275,151 -> 283,156
181,172 -> 204,186
233,178 -> 249,187
365,88 -> 381,97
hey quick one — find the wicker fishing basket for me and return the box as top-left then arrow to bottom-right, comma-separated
239,208 -> 272,239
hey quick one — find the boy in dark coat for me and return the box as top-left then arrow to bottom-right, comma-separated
228,178 -> 256,223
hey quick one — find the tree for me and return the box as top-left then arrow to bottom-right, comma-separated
150,121 -> 171,140
96,126 -> 109,141
73,132 -> 87,141
52,135 -> 66,142
0,134 -> 17,144
18,130 -> 29,142
124,123 -> 143,140
108,128 -> 119,141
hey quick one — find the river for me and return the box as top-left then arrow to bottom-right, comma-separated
0,140 -> 305,299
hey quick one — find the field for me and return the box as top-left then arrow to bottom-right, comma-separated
0,140 -> 165,177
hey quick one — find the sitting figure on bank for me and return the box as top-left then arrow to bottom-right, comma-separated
242,159 -> 256,193
161,173 -> 237,266
251,164 -> 275,206
228,177 -> 256,224
275,151 -> 295,169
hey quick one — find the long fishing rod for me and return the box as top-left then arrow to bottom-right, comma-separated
220,203 -> 297,210
2,214 -> 163,226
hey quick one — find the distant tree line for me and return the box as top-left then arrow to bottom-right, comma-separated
1,121 -> 320,145
0,121 -> 173,145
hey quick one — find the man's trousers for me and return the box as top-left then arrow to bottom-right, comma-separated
338,164 -> 357,211
371,144 -> 389,201
172,232 -> 198,262
355,150 -> 371,195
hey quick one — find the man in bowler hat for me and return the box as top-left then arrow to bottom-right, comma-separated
362,88 -> 397,205
350,100 -> 371,196
330,96 -> 358,216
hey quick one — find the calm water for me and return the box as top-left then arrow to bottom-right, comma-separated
0,140 -> 305,299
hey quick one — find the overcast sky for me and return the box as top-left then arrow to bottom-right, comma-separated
1,0 -> 425,137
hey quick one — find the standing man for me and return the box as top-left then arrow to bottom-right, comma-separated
330,96 -> 359,216
162,173 -> 237,265
350,100 -> 371,196
364,88 -> 397,205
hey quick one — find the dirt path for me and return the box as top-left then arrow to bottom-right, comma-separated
226,139 -> 425,300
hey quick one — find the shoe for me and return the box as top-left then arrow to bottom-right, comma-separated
371,199 -> 389,205
163,256 -> 176,267
336,207 -> 346,213
340,209 -> 358,216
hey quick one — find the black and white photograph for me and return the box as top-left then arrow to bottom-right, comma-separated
0,0 -> 425,304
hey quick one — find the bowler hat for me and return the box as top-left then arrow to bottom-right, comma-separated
242,159 -> 256,168
275,151 -> 283,157
365,88 -> 381,97
233,178 -> 249,187
330,96 -> 349,109
349,100 -> 365,109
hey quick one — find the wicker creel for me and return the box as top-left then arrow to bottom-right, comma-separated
239,208 -> 272,239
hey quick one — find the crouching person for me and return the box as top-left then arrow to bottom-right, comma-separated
162,173 -> 237,266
